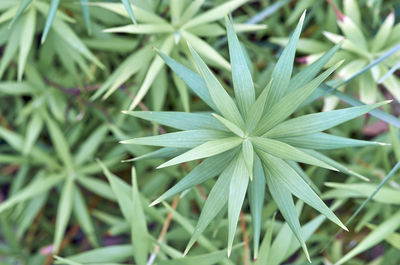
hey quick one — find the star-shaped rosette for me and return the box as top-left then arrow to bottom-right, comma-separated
121,12 -> 389,260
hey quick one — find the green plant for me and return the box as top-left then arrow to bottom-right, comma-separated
273,0 -> 400,109
92,0 -> 266,111
121,13 -> 390,260
2,1 -> 400,264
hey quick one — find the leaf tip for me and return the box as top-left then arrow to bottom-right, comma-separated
149,199 -> 159,207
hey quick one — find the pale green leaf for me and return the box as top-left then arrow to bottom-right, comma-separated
212,113 -> 244,137
150,151 -> 236,206
156,50 -> 217,111
183,30 -> 230,70
264,166 -> 310,261
73,188 -> 98,247
41,0 -> 59,44
121,129 -> 230,148
8,0 -> 32,28
252,137 -> 336,170
182,0 -> 248,29
260,152 -> 347,231
104,24 -> 174,34
121,0 -> 137,24
242,139 -> 254,179
180,0 -> 204,25
23,113 -> 43,155
158,137 -> 242,168
288,43 -> 341,92
129,36 -> 174,110
97,160 -> 132,222
338,16 -> 367,50
74,125 -> 108,166
93,46 -> 152,100
249,155 -> 265,259
336,209 -> 400,265
18,7 -> 35,81
65,245 -> 132,263
265,101 -> 390,138
131,167 -> 148,265
324,182 -> 400,205
245,80 -> 271,134
92,2 -> 167,24
122,111 -> 227,131
0,174 -> 64,214
254,213 -> 275,265
300,149 -> 369,181
161,247 -> 240,265
371,12 -> 394,52
53,177 -> 75,253
256,61 -> 342,134
225,16 -> 255,116
265,11 -> 305,110
44,114 -> 74,171
227,153 -> 249,256
188,43 -> 243,127
185,160 -> 235,254
277,132 -> 388,150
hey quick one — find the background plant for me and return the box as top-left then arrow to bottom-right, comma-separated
1,1 -> 400,265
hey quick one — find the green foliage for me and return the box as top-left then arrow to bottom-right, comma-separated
121,13 -> 388,260
1,1 -> 400,265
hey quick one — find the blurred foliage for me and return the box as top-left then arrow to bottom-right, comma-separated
1,0 -> 400,265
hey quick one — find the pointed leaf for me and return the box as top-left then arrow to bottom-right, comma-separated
252,137 -> 336,170
242,139 -> 254,179
265,11 -> 305,110
288,43 -> 341,92
161,247 -> 240,265
245,80 -> 271,134
121,0 -> 137,24
264,166 -> 309,261
277,132 -> 387,150
18,7 -> 36,81
185,160 -> 235,254
227,153 -> 249,256
156,50 -> 217,111
256,61 -> 342,135
44,114 -> 74,171
104,24 -> 174,34
260,153 -> 347,230
158,137 -> 242,168
97,160 -> 132,222
8,0 -> 32,28
182,0 -> 248,29
123,111 -> 227,131
336,209 -> 400,265
41,0 -> 60,44
372,12 -> 394,52
0,174 -> 64,214
265,101 -> 390,138
131,167 -> 148,265
188,43 -> 244,127
53,177 -> 75,253
73,188 -> 98,247
129,36 -> 174,110
121,129 -> 230,148
249,155 -> 265,259
225,16 -> 255,116
150,151 -> 236,206
65,245 -> 132,263
212,113 -> 244,137
254,213 -> 275,265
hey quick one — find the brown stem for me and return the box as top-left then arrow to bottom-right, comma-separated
240,211 -> 250,265
147,196 -> 180,265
